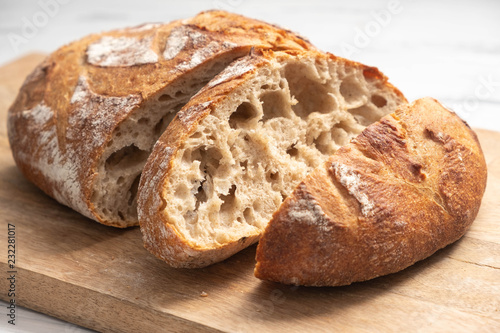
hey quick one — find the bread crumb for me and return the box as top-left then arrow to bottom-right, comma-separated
200,291 -> 208,297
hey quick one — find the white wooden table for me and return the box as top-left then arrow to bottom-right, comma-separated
0,0 -> 499,332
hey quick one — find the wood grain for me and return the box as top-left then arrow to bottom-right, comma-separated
0,54 -> 499,333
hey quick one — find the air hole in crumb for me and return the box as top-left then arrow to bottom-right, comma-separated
184,210 -> 198,224
182,149 -> 193,163
219,185 -> 237,215
313,131 -> 333,155
284,63 -> 334,117
340,75 -> 364,105
154,111 -> 177,136
191,146 -> 223,174
118,211 -> 125,220
116,132 -> 122,137
229,102 -> 258,129
158,94 -> 173,102
261,84 -> 270,90
189,79 -> 209,90
286,144 -> 299,157
105,145 -> 149,172
175,184 -> 190,199
132,132 -> 139,138
159,197 -> 167,211
117,176 -> 125,185
138,117 -> 149,125
280,192 -> 287,202
371,95 -> 387,108
261,91 -> 289,121
194,179 -> 207,210
267,171 -> 279,182
128,175 -> 141,206
331,127 -> 349,146
191,131 -> 202,139
107,140 -> 114,147
240,160 -> 248,170
253,200 -> 262,212
348,105 -> 377,126
243,207 -> 254,224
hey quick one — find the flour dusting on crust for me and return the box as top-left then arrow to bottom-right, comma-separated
126,23 -> 162,33
286,183 -> 331,231
16,103 -> 92,218
177,41 -> 221,71
208,57 -> 256,88
332,162 -> 375,216
177,101 -> 213,125
15,77 -> 142,220
87,36 -> 158,67
21,103 -> 52,125
163,26 -> 207,60
163,27 -> 189,60
69,76 -> 142,148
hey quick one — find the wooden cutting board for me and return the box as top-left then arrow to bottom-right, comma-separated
0,54 -> 499,333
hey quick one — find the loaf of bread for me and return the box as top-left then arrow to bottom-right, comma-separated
137,49 -> 406,268
7,10 -> 315,227
254,98 -> 487,286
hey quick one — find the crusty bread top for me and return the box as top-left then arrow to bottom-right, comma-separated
254,97 -> 487,286
137,49 -> 406,267
7,10 -> 315,226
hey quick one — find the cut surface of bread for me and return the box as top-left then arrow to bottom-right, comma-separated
138,50 -> 406,268
7,10 -> 315,227
254,98 -> 487,286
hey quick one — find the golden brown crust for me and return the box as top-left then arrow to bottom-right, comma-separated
7,10 -> 316,226
137,50 -> 406,268
254,97 -> 487,286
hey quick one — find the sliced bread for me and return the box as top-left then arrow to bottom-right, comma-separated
137,49 -> 406,267
7,10 -> 315,227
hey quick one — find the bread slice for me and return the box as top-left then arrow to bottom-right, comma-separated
7,10 -> 315,227
254,98 -> 487,286
137,50 -> 406,268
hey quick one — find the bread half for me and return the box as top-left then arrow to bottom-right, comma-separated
137,50 -> 406,268
7,10 -> 315,227
254,98 -> 487,286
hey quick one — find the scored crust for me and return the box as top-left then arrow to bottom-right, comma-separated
137,49 -> 406,268
254,97 -> 488,286
7,10 -> 316,227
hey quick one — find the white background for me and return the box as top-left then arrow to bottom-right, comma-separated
0,0 -> 499,332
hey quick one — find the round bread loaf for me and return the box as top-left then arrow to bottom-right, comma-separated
7,10 -> 315,227
137,49 -> 406,268
254,98 -> 487,286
